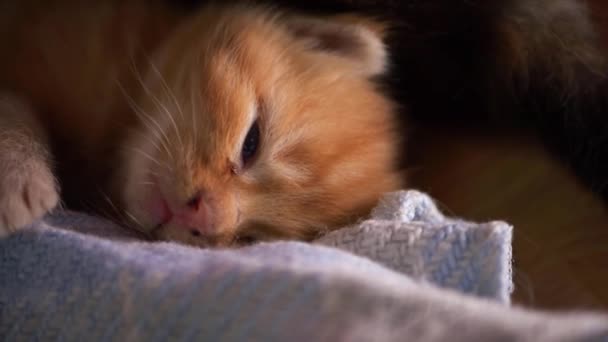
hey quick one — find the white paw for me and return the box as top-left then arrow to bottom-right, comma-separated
0,157 -> 59,237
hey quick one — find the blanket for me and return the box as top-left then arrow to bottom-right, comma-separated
317,190 -> 513,303
1,191 -> 607,341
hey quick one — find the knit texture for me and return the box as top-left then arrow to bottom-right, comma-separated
317,190 -> 513,303
1,190 -> 607,341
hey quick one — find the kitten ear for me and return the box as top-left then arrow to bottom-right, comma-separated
287,15 -> 389,77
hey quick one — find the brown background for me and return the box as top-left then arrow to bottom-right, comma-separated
410,0 -> 608,310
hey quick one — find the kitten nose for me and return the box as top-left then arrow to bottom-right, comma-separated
174,192 -> 212,236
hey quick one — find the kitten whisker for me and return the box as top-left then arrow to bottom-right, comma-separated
129,58 -> 179,156
127,127 -> 162,154
116,79 -> 174,159
123,209 -> 146,232
98,189 -> 150,237
124,146 -> 171,172
146,169 -> 163,177
189,73 -> 200,150
92,191 -> 137,232
146,56 -> 186,151
98,189 -> 122,218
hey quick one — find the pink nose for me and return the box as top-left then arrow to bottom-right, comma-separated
173,193 -> 213,236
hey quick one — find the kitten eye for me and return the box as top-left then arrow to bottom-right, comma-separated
241,120 -> 260,166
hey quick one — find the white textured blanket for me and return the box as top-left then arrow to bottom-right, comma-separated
318,190 -> 513,303
1,190 -> 607,341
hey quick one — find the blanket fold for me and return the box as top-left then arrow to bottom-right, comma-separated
1,190 -> 607,341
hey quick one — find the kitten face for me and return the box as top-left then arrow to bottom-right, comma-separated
119,5 -> 402,247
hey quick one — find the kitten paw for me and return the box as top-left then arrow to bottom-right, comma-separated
0,157 -> 59,237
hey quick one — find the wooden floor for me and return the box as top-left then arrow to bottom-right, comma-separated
410,127 -> 608,310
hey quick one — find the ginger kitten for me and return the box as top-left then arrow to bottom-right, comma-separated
0,2 -> 402,246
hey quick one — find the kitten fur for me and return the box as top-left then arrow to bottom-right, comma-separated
0,1 -> 402,246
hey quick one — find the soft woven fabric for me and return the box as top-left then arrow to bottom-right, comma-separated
317,190 -> 513,303
7,190 -> 514,302
1,191 -> 608,341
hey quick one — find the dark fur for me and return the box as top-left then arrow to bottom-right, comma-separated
175,0 -> 608,200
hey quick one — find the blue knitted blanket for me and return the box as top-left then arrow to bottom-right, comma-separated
1,191 -> 607,341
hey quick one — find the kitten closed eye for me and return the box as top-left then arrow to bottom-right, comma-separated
241,119 -> 260,166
